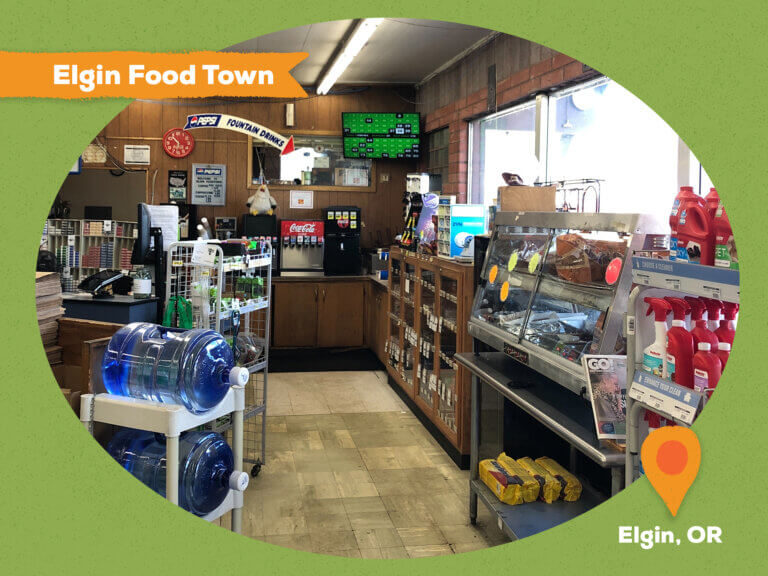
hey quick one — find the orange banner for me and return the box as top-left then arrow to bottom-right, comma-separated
0,51 -> 308,98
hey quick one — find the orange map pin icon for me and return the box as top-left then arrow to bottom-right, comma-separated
641,426 -> 701,516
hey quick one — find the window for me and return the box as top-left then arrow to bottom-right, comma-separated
251,135 -> 372,188
468,102 -> 537,206
546,78 -> 680,218
427,128 -> 449,190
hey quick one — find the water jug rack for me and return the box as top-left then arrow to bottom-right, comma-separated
624,256 -> 739,489
80,382 -> 249,532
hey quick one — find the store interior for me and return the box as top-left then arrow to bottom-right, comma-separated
36,19 -> 739,558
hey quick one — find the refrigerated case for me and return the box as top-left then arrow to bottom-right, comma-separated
469,212 -> 666,395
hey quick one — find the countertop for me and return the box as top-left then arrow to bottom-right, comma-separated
62,294 -> 159,305
273,274 -> 389,289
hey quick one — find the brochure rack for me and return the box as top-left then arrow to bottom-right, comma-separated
624,258 -> 739,487
79,375 -> 250,532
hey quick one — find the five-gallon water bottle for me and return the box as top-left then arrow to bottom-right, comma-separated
102,323 -> 244,414
107,428 -> 237,516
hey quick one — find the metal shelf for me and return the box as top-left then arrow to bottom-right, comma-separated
470,477 -> 605,540
221,255 -> 272,273
631,256 -> 739,303
219,298 -> 269,320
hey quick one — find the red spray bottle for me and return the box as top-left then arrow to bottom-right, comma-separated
704,298 -> 722,332
716,342 -> 731,369
664,297 -> 695,389
693,342 -> 722,400
685,297 -> 719,349
715,302 -> 738,345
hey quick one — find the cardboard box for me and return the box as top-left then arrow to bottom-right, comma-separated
498,185 -> 556,212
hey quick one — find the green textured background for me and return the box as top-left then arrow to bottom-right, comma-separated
1,1 -> 764,573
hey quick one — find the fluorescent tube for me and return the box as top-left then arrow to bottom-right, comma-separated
317,18 -> 384,95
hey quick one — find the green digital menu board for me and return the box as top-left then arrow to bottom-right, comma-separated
342,112 -> 421,159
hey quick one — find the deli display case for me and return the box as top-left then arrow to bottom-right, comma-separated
469,212 -> 667,395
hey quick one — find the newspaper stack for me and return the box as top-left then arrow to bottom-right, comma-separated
35,272 -> 65,365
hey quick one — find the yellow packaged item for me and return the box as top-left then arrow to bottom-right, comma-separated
535,457 -> 582,502
517,457 -> 561,503
478,459 -> 524,505
496,453 -> 540,503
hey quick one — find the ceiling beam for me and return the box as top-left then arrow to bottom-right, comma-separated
418,31 -> 501,86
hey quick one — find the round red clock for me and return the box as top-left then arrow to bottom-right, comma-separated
162,128 -> 195,158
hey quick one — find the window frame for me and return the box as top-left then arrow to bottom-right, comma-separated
247,134 -> 376,193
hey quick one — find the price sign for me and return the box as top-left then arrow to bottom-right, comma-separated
191,242 -> 217,267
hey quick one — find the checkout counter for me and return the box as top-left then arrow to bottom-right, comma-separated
63,294 -> 159,324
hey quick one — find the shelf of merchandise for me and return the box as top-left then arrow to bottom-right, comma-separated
385,247 -> 474,461
79,381 -> 250,532
624,257 -> 740,487
470,476 -> 605,540
44,219 -> 137,292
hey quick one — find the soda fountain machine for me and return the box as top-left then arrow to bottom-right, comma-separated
280,219 -> 325,277
323,206 -> 362,276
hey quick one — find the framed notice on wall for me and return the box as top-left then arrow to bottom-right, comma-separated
168,170 -> 187,201
191,163 -> 226,206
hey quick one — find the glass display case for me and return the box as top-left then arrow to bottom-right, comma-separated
469,212 -> 666,394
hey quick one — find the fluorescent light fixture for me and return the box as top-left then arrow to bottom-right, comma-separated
317,18 -> 384,95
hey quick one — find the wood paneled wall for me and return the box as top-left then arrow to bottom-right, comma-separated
90,87 -> 417,249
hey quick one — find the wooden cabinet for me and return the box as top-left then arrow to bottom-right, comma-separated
317,282 -> 364,347
273,279 -> 364,348
272,283 -> 319,348
365,281 -> 388,364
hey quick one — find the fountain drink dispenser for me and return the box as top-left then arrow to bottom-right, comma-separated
242,213 -> 280,276
280,220 -> 325,277
323,206 -> 362,276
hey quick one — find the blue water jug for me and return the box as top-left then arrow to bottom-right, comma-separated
102,323 -> 236,414
107,428 -> 234,516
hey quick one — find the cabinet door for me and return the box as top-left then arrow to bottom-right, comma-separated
272,283 -> 319,348
317,281 -> 364,347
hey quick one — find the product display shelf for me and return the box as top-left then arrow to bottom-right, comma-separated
624,257 -> 739,488
385,247 -> 474,461
470,476 -> 604,541
631,256 -> 740,303
44,219 -> 137,292
79,382 -> 250,532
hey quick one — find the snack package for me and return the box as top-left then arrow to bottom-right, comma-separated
517,457 -> 562,503
535,457 -> 583,502
478,459 -> 524,505
496,453 -> 540,503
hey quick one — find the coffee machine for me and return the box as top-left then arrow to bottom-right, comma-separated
323,206 -> 362,276
280,220 -> 325,277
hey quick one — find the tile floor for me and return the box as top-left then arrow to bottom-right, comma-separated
217,370 -> 508,558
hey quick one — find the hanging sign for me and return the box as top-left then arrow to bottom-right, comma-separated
191,164 -> 226,206
184,113 -> 294,155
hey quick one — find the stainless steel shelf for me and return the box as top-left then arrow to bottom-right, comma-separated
470,477 -> 605,540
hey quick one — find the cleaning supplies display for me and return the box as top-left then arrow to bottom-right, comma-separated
642,298 -> 672,377
107,428 -> 234,516
693,342 -> 722,400
102,322 -> 237,414
713,193 -> 738,269
664,297 -> 694,389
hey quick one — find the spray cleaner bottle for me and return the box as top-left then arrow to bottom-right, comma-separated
685,297 -> 719,348
664,297 -> 695,389
715,302 -> 738,344
643,298 -> 672,378
704,298 -> 723,332
693,342 -> 722,401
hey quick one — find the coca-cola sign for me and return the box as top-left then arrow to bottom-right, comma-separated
281,220 -> 324,237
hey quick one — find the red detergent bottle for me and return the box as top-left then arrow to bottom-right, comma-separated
664,297 -> 695,389
716,342 -> 731,369
704,298 -> 723,332
693,342 -> 722,400
714,198 -> 738,269
676,198 -> 716,265
705,188 -> 720,218
685,297 -> 719,348
669,186 -> 701,261
715,302 -> 738,345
